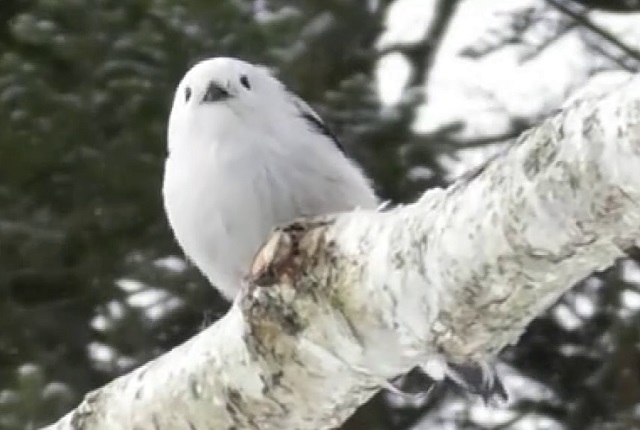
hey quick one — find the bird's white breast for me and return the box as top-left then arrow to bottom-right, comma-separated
162,136 -> 279,299
163,116 -> 377,299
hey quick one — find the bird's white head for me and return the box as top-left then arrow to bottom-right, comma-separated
167,57 -> 291,154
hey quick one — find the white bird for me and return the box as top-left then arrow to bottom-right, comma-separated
162,56 -> 506,403
163,57 -> 377,300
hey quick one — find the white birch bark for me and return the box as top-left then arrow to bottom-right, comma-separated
44,76 -> 640,430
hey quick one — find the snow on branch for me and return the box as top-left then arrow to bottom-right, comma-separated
45,76 -> 640,430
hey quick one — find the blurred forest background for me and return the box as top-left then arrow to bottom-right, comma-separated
2,0 -> 640,428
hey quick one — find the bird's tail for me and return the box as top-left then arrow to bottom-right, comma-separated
388,361 -> 508,406
444,362 -> 508,404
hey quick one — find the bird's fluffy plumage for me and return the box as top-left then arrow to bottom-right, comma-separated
163,57 -> 377,299
162,56 -> 506,403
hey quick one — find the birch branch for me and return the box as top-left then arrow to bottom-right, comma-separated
45,76 -> 640,430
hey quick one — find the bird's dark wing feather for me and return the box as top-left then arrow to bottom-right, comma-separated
289,93 -> 345,154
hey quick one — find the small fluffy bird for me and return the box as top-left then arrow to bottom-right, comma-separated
162,57 -> 506,402
163,57 -> 377,300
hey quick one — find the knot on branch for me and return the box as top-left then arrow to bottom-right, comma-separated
240,218 -> 336,341
247,218 -> 333,289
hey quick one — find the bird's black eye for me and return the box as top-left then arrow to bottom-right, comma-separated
185,86 -> 192,102
202,81 -> 230,103
240,75 -> 251,90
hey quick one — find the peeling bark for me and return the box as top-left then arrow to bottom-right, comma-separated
44,76 -> 640,430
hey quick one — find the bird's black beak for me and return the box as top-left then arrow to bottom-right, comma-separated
201,81 -> 231,103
